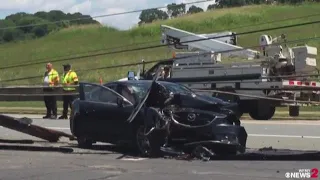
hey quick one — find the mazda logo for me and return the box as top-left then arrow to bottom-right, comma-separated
187,113 -> 196,122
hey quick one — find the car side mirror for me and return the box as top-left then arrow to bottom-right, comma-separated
117,97 -> 124,107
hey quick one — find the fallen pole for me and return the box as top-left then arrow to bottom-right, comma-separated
0,114 -> 76,142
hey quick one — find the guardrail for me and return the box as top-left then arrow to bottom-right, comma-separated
0,85 -> 79,101
1,84 -> 320,102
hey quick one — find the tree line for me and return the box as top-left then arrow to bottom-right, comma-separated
138,0 -> 320,25
1,0 -> 318,43
0,10 -> 99,43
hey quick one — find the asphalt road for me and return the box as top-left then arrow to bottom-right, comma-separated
1,114 -> 320,180
2,114 -> 320,150
2,150 -> 319,180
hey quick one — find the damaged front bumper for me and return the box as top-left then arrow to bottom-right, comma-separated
156,113 -> 248,156
183,124 -> 248,154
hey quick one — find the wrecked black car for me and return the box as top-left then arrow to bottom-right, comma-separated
70,80 -> 247,158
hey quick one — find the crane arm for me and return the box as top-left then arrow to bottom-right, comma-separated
160,25 -> 259,60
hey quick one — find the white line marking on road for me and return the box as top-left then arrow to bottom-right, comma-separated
249,134 -> 320,139
121,158 -> 147,161
46,127 -> 69,130
242,121 -> 320,125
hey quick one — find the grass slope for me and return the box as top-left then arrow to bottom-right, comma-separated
1,3 -> 320,85
0,3 -> 320,110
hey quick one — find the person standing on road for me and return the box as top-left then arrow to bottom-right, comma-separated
59,64 -> 79,119
43,63 -> 60,119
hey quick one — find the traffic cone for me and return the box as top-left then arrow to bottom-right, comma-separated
99,77 -> 102,85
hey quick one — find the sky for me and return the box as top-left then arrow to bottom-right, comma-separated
0,0 -> 215,30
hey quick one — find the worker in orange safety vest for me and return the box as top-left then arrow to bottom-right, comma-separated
42,63 -> 60,119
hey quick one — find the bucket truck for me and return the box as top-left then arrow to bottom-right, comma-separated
120,24 -> 320,120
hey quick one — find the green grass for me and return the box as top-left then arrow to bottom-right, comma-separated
0,3 -> 320,108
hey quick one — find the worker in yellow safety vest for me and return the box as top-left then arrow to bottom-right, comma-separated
59,63 -> 79,119
43,63 -> 60,119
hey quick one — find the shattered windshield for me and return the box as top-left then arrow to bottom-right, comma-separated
162,83 -> 194,96
128,82 -> 151,101
129,82 -> 195,101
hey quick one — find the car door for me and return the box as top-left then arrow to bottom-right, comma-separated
104,83 -> 136,138
78,82 -> 133,140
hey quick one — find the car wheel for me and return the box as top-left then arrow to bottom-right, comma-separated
135,125 -> 162,158
77,136 -> 93,149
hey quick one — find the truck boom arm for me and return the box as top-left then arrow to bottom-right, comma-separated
160,25 -> 259,60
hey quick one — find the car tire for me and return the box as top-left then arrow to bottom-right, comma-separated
134,125 -> 162,158
77,136 -> 93,149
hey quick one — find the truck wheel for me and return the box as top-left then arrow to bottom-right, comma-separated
289,106 -> 299,117
249,105 -> 275,120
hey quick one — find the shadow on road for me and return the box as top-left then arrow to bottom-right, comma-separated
2,140 -> 320,161
0,144 -> 74,153
62,144 -> 131,156
63,144 -> 320,161
0,138 -> 34,144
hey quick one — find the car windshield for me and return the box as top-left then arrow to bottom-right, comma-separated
162,83 -> 194,95
128,82 -> 151,101
128,82 -> 195,101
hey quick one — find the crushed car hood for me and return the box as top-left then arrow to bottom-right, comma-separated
126,67 -> 240,123
173,93 -> 240,115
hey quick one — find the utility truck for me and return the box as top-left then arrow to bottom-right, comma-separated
119,25 -> 320,120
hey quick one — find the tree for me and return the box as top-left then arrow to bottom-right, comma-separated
65,12 -> 99,25
167,3 -> 186,18
0,19 -> 15,38
34,11 -> 48,20
207,4 -> 217,11
2,29 -> 24,42
187,5 -> 204,14
251,0 -> 267,4
16,16 -> 50,33
207,4 -> 217,10
5,12 -> 31,23
288,0 -> 305,3
32,26 -> 46,37
0,10 -> 101,43
139,9 -> 168,24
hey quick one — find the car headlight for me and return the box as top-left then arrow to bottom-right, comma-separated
215,134 -> 238,143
